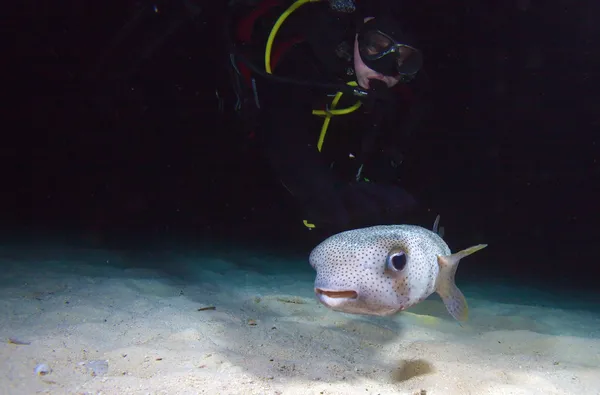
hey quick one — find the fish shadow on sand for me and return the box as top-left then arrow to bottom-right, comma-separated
181,288 -> 410,384
100,247 -> 430,384
391,359 -> 435,382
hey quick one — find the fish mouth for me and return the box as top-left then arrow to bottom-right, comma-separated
315,288 -> 358,299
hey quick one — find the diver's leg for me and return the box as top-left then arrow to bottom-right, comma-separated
257,109 -> 350,230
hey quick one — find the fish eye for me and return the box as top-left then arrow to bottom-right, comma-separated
387,251 -> 407,272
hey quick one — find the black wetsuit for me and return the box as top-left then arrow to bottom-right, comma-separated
251,2 -> 426,231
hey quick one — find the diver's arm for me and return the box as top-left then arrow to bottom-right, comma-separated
383,70 -> 433,160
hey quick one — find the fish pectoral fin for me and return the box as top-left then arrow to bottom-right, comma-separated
438,283 -> 468,322
436,244 -> 488,322
445,244 -> 488,265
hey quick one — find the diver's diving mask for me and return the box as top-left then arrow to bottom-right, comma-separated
357,17 -> 423,81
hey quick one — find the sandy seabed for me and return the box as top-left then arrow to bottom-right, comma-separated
1,245 -> 599,395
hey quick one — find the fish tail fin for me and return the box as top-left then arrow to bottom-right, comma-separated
436,244 -> 487,322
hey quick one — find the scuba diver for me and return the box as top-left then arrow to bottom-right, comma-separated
226,0 -> 431,232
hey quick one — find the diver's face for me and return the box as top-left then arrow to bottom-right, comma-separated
353,34 -> 401,90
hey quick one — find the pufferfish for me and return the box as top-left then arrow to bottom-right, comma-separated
309,216 -> 487,322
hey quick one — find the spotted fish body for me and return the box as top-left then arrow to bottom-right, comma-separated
309,217 -> 487,321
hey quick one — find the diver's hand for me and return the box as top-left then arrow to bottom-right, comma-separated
382,147 -> 404,168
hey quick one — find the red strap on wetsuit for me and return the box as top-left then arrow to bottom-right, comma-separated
234,0 -> 306,87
